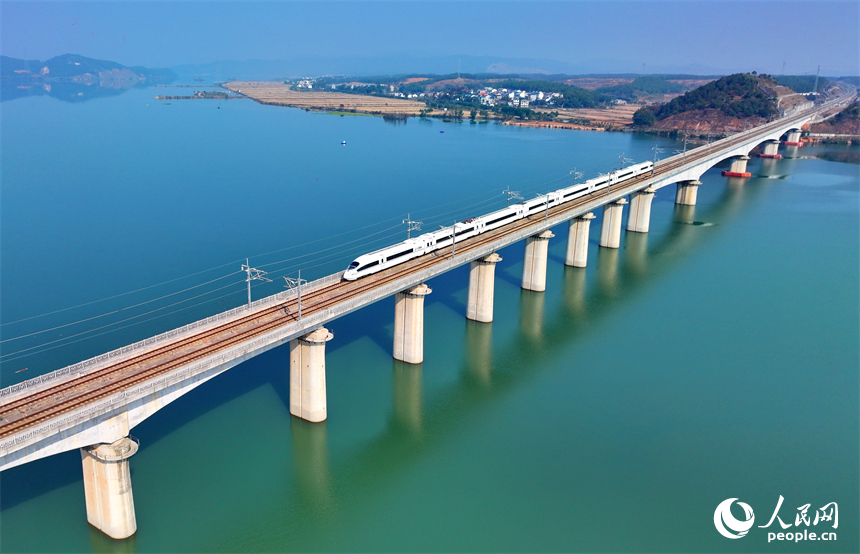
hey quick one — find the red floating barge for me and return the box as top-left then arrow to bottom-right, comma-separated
721,170 -> 752,177
783,141 -> 803,147
756,153 -> 783,159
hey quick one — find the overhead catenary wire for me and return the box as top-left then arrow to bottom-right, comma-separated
2,167 -> 593,363
255,222 -> 404,272
0,258 -> 245,328
0,214 -> 406,330
0,278 -> 247,361
0,216 -> 411,348
0,271 -> 245,344
0,281 -> 252,364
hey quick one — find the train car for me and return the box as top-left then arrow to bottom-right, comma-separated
343,160 -> 654,280
479,204 -> 525,232
343,239 -> 421,280
588,174 -> 611,193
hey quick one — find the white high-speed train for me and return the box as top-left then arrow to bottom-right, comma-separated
343,160 -> 653,281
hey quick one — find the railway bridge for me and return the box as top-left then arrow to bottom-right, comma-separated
0,93 -> 853,539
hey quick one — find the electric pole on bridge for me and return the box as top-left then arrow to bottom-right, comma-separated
651,146 -> 663,176
503,186 -> 523,207
242,259 -> 271,307
283,271 -> 308,320
403,213 -> 423,239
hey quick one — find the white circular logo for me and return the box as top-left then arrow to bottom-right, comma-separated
714,498 -> 755,539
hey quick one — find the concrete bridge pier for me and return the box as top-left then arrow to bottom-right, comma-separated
565,212 -> 595,267
675,180 -> 701,206
466,253 -> 502,323
80,436 -> 139,540
758,140 -> 782,158
522,230 -> 555,292
627,187 -> 656,233
722,156 -> 751,177
599,198 -> 628,248
784,130 -> 803,146
393,284 -> 432,364
290,327 -> 334,422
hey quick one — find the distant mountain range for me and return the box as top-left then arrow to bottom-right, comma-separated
170,54 -> 732,81
1,54 -> 176,103
1,54 -> 176,83
1,52 -> 735,86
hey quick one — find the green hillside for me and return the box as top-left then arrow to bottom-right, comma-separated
596,76 -> 684,102
633,73 -> 779,125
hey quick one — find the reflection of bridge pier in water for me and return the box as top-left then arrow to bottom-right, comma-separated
783,145 -> 801,159
519,289 -> 546,342
596,247 -> 620,299
464,320 -> 493,387
392,360 -> 423,436
758,157 -> 782,178
672,204 -> 696,226
290,418 -> 332,509
561,266 -> 587,318
623,231 -> 649,278
723,175 -> 750,208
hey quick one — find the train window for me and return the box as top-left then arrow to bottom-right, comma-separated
529,202 -> 546,212
486,213 -> 515,226
348,261 -> 359,269
388,249 -> 413,260
455,227 -> 474,237
358,260 -> 380,272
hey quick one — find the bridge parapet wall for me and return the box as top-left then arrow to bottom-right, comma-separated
645,116 -> 813,191
0,273 -> 344,403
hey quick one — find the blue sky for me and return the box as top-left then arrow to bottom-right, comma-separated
2,1 -> 858,76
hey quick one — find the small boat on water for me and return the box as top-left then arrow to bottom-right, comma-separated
341,140 -> 347,146
15,368 -> 27,373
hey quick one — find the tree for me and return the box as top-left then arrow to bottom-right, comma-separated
633,107 -> 656,126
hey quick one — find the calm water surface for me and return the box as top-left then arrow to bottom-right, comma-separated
0,87 -> 857,553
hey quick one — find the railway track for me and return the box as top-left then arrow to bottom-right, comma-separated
1,103 -> 840,441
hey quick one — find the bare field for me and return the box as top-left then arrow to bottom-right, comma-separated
542,104 -> 641,126
223,81 -> 426,115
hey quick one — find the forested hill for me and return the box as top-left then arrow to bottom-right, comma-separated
631,72 -> 786,130
1,54 -> 175,83
596,76 -> 685,102
655,73 -> 777,119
